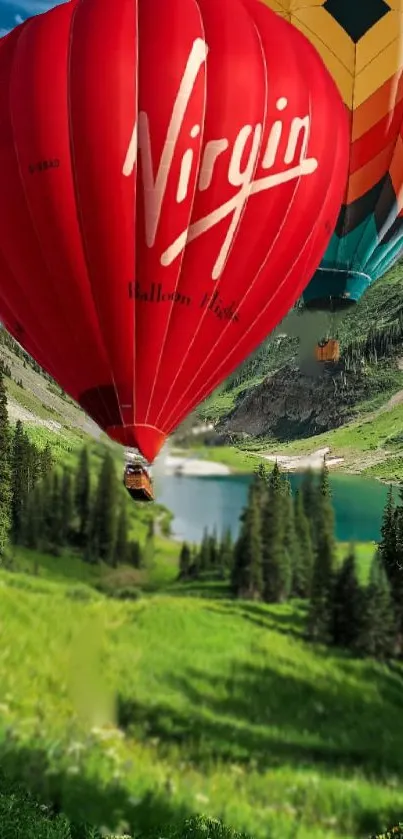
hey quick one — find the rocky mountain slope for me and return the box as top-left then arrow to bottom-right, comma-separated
201,264 -> 403,444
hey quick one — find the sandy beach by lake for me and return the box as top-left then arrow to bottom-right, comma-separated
159,446 -> 344,476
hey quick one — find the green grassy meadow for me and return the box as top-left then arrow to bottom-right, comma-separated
0,541 -> 402,839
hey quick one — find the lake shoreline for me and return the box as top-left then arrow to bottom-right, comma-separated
170,445 -> 401,486
168,446 -> 345,477
262,446 -> 345,472
162,455 -> 231,476
168,444 -> 400,487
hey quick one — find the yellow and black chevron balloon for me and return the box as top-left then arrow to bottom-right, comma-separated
261,0 -> 403,309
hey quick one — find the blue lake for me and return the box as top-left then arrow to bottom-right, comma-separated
155,471 -> 396,544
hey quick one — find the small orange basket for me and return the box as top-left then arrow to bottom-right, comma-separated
123,465 -> 154,502
315,339 -> 340,363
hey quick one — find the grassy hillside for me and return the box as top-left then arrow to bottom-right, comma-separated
0,547 -> 403,839
0,329 -> 111,458
0,328 -> 176,548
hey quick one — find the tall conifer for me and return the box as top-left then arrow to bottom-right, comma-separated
283,478 -> 298,592
74,445 -> 91,545
379,485 -> 396,574
199,527 -> 211,573
358,551 -> 396,659
114,502 -> 129,566
179,542 -> 192,579
301,468 -> 317,548
218,528 -> 233,578
0,370 -> 11,555
49,471 -> 62,555
22,481 -> 44,551
90,450 -> 118,563
293,489 -> 314,597
10,420 -> 26,543
60,468 -> 74,546
40,442 -> 53,477
261,463 -> 289,602
142,518 -> 155,569
307,460 -> 335,641
330,547 -> 362,650
231,483 -> 263,599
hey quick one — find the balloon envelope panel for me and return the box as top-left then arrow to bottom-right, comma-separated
0,0 -> 348,461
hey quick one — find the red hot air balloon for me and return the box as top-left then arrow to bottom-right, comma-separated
0,0 -> 348,467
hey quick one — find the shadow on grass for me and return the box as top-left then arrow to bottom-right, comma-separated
201,599 -> 307,639
168,583 -> 230,600
117,657 -> 403,780
0,740 -> 191,837
166,578 -> 231,600
115,657 -> 403,836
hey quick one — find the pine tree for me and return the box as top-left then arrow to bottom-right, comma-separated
231,483 -> 263,599
208,528 -> 218,572
83,529 -> 97,565
358,551 -> 396,659
60,468 -> 74,547
379,485 -> 396,575
300,468 -> 318,548
142,518 -> 155,569
0,370 -> 11,555
189,544 -> 200,579
283,478 -> 299,591
330,546 -> 362,650
179,542 -> 192,579
199,528 -> 211,573
26,437 -> 41,492
307,460 -> 335,642
261,462 -> 290,602
254,462 -> 269,509
74,445 -> 91,545
40,442 -> 53,477
384,487 -> 403,653
218,528 -> 233,578
128,540 -> 141,568
293,490 -> 314,597
41,471 -> 54,551
10,420 -> 27,543
114,502 -> 128,566
90,451 -> 118,564
22,482 -> 44,551
49,471 -> 62,555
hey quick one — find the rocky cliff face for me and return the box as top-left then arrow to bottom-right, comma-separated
219,362 -> 370,441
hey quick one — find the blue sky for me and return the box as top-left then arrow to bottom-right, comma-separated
0,0 -> 62,36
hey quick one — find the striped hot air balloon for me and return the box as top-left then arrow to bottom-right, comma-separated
262,0 -> 403,311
